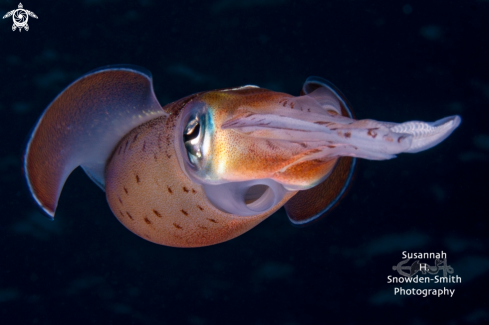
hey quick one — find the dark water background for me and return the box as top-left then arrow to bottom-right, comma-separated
1,0 -> 488,324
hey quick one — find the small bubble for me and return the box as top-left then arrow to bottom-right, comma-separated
473,134 -> 489,151
403,4 -> 413,14
258,34 -> 269,44
12,102 -> 30,114
420,25 -> 443,41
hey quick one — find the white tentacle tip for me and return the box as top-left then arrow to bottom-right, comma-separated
395,115 -> 461,153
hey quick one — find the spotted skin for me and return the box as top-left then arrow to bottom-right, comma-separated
105,97 -> 295,247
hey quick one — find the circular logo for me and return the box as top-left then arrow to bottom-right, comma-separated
13,9 -> 28,28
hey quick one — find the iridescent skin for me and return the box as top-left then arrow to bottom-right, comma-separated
24,66 -> 461,247
182,89 -> 339,189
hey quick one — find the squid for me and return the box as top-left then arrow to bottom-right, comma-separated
23,65 -> 461,247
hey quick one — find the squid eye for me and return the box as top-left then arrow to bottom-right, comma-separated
184,120 -> 200,143
184,115 -> 204,165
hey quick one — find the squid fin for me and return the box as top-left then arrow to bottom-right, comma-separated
24,65 -> 165,218
285,77 -> 357,226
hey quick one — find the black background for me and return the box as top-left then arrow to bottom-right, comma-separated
1,0 -> 488,324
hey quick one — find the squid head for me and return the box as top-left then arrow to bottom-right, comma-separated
24,66 -> 461,247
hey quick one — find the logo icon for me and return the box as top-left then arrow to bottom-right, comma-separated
3,3 -> 38,32
392,258 -> 454,278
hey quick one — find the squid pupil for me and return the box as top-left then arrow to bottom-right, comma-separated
184,122 -> 200,143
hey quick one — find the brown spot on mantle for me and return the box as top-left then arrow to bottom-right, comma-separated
173,223 -> 183,229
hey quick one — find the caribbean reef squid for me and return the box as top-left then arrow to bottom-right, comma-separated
24,65 -> 461,247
